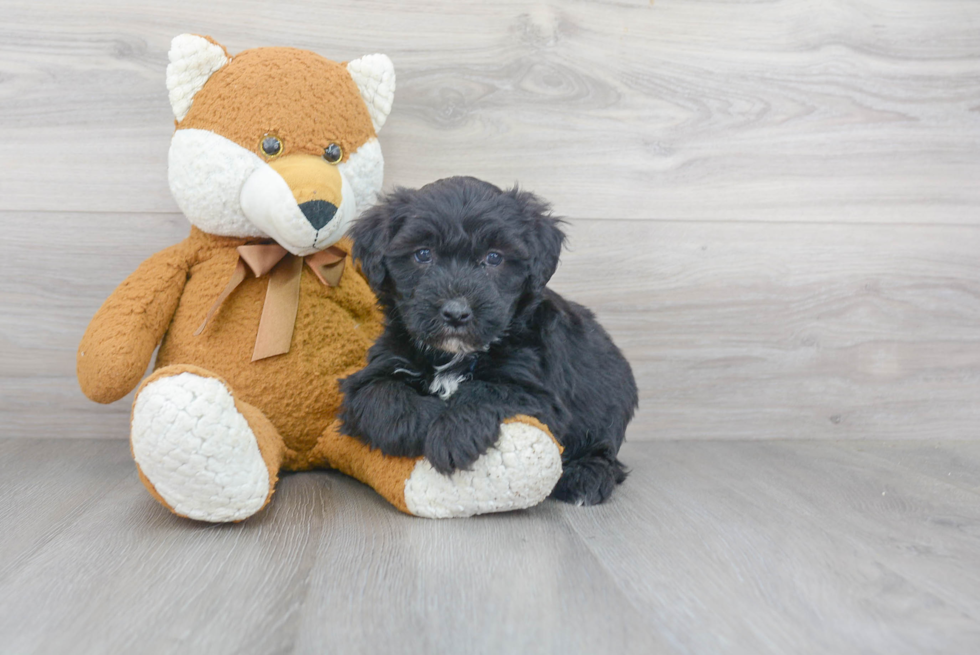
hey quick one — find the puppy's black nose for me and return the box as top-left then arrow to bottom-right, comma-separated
299,200 -> 338,230
441,299 -> 473,327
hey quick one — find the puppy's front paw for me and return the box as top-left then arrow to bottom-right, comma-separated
341,384 -> 444,459
423,410 -> 500,475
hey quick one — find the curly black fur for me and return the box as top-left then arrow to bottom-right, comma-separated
340,176 -> 638,505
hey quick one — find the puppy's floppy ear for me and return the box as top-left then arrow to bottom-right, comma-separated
508,187 -> 567,289
349,188 -> 412,291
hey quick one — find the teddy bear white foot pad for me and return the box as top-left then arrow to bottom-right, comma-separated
403,421 -> 563,519
131,372 -> 270,522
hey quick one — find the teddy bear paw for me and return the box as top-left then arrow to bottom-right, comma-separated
403,419 -> 563,518
131,372 -> 271,522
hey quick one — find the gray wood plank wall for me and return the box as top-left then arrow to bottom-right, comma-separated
1,0 -> 978,441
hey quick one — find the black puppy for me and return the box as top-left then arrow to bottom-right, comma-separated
340,177 -> 638,505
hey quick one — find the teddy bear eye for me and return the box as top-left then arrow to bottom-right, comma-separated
485,251 -> 503,266
323,143 -> 343,164
260,135 -> 282,158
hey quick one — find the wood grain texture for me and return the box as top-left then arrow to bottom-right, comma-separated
2,438 -> 979,654
550,219 -> 980,440
0,0 -> 978,222
5,211 -> 978,441
0,211 -> 187,439
558,439 -> 980,654
846,440 -> 980,495
1,1 -> 979,441
0,439 -> 133,580
288,478 -> 661,654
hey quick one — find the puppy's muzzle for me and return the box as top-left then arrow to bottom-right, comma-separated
269,154 -> 343,230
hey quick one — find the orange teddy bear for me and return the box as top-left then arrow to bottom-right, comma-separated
76,35 -> 562,522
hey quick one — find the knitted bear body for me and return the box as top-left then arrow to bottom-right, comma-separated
151,231 -> 382,463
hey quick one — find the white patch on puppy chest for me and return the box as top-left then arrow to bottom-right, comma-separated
429,352 -> 469,399
429,372 -> 466,400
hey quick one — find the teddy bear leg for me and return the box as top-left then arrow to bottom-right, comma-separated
312,415 -> 563,518
130,364 -> 285,522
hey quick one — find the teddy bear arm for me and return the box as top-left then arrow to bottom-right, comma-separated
77,244 -> 192,404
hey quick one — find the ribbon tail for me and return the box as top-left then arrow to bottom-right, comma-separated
305,245 -> 347,287
252,255 -> 304,361
194,258 -> 248,336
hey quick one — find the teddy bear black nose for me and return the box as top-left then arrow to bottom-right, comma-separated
299,200 -> 338,230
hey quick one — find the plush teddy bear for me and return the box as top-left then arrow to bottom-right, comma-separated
76,35 -> 562,522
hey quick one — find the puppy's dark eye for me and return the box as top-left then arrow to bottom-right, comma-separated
323,143 -> 343,164
260,135 -> 283,158
414,248 -> 432,264
485,251 -> 503,267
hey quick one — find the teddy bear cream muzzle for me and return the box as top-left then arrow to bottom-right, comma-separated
240,152 -> 357,256
268,153 -> 344,225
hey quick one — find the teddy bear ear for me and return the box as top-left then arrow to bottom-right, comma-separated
346,54 -> 396,133
166,34 -> 231,122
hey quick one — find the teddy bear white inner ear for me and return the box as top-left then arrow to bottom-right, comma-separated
346,54 -> 396,133
167,34 -> 231,122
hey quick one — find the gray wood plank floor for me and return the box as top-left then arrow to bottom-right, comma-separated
2,438 -> 979,654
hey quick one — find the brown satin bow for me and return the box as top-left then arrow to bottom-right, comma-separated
194,243 -> 347,361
